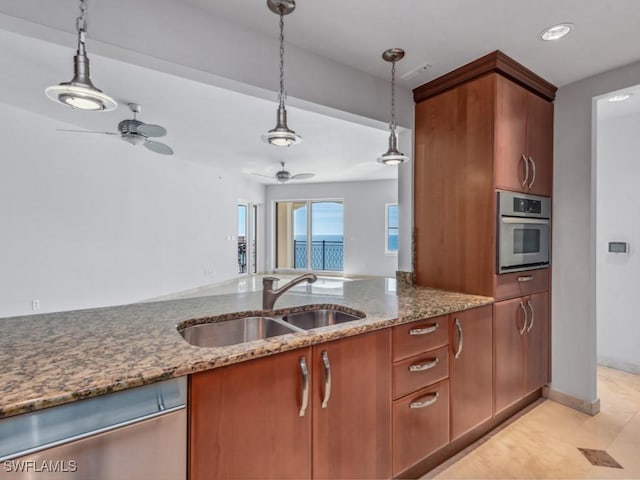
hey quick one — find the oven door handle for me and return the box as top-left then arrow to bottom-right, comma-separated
500,217 -> 549,225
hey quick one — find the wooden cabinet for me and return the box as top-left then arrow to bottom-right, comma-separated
312,331 -> 392,479
391,316 -> 451,476
189,347 -> 312,480
495,75 -> 553,196
189,330 -> 391,480
449,305 -> 493,440
392,380 -> 449,476
494,291 -> 550,413
413,50 -> 556,297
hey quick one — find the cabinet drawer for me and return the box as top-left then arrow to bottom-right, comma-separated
392,379 -> 450,476
393,315 -> 448,361
393,345 -> 449,400
494,268 -> 549,301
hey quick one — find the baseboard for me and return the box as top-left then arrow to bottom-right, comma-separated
542,386 -> 600,416
597,357 -> 640,375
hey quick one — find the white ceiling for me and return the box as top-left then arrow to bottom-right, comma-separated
0,29 -> 397,185
183,0 -> 640,89
2,1 -> 640,183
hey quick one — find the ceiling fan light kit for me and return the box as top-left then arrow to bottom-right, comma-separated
378,48 -> 409,166
252,161 -> 314,183
57,103 -> 174,155
45,0 -> 117,111
262,0 -> 302,147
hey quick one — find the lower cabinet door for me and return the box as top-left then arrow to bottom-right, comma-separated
189,348 -> 312,480
450,305 -> 493,440
312,330 -> 392,480
392,379 -> 450,477
493,297 -> 526,414
524,291 -> 550,394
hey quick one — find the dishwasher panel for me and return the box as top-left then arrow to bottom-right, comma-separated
0,378 -> 186,480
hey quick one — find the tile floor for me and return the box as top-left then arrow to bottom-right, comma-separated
425,366 -> 640,479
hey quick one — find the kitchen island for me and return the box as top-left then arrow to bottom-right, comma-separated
0,277 -> 492,419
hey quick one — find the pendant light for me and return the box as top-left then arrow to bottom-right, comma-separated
262,0 -> 301,147
378,48 -> 409,166
45,0 -> 117,111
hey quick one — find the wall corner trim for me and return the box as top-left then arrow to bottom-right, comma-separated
542,386 -> 601,416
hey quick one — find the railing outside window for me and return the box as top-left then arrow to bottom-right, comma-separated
294,240 -> 343,271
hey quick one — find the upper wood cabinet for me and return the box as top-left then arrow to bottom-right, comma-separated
413,50 -> 556,296
495,75 -> 554,196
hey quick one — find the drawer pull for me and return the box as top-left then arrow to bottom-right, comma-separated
519,302 -> 528,335
409,324 -> 438,335
454,318 -> 464,359
409,392 -> 439,409
321,351 -> 331,409
298,357 -> 309,417
517,275 -> 534,282
408,358 -> 438,372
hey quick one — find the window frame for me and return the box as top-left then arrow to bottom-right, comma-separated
385,203 -> 399,256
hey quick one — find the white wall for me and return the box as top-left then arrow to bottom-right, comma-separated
0,6 -> 413,130
553,58 -> 640,406
0,102 -> 265,318
265,180 -> 398,277
596,112 -> 640,374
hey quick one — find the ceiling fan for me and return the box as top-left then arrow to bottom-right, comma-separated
57,103 -> 174,155
252,162 -> 315,183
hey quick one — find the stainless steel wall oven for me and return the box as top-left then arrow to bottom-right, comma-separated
497,190 -> 551,273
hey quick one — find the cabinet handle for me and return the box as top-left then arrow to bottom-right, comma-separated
454,318 -> 463,359
527,300 -> 535,333
521,154 -> 529,188
409,358 -> 439,372
321,351 -> 331,409
299,357 -> 309,417
409,323 -> 438,335
519,302 -> 528,335
409,392 -> 439,409
517,275 -> 534,282
528,156 -> 537,189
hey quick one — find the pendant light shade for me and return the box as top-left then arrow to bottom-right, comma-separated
45,0 -> 117,111
262,0 -> 301,147
378,48 -> 409,165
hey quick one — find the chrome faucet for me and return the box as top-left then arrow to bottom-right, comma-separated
262,273 -> 318,310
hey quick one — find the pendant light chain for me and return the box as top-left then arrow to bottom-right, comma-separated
278,8 -> 286,108
390,59 -> 397,133
76,0 -> 88,50
76,0 -> 88,34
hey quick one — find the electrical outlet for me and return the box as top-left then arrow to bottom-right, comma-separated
32,299 -> 41,310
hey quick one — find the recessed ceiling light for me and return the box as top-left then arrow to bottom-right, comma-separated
539,23 -> 574,41
608,93 -> 633,102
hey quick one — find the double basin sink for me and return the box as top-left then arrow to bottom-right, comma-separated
179,307 -> 366,348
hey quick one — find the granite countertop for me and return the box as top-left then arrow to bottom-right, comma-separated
0,278 -> 493,419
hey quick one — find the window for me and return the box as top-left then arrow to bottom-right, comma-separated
275,200 -> 344,272
386,204 -> 398,254
238,205 -> 248,274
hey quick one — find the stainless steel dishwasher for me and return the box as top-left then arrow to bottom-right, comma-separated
0,377 -> 186,480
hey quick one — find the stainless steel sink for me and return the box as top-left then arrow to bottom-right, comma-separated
282,308 -> 365,330
180,316 -> 302,348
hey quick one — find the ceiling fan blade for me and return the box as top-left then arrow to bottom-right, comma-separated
291,173 -> 315,180
137,123 -> 167,137
144,140 -> 173,155
251,173 -> 276,179
56,129 -> 119,135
